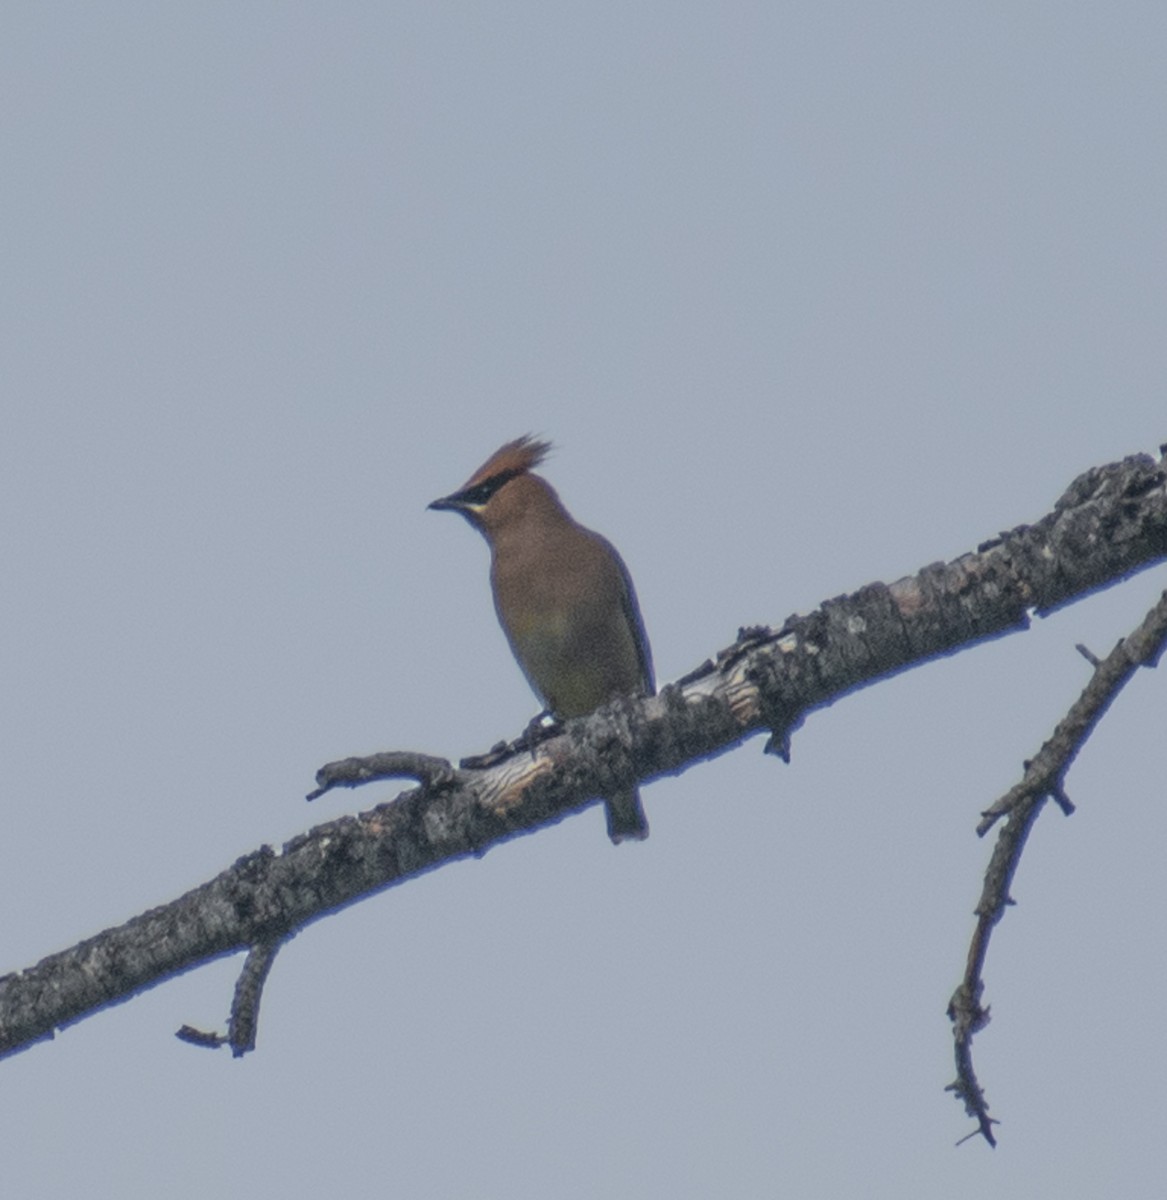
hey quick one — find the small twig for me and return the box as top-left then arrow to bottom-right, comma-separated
949,590 -> 1167,1145
174,937 -> 285,1055
308,751 -> 458,800
175,1024 -> 225,1049
227,938 -> 283,1056
978,592 -> 1167,836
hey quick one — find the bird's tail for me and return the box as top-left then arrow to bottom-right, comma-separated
606,788 -> 649,844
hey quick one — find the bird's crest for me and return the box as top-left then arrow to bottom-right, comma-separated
463,435 -> 552,490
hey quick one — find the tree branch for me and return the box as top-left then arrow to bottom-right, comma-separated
947,587 -> 1167,1146
1,449 -> 1164,1067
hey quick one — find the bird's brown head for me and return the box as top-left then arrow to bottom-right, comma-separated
429,435 -> 560,538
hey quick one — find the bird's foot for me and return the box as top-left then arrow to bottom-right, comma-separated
518,710 -> 561,757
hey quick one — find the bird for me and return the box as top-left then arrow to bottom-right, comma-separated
429,435 -> 654,843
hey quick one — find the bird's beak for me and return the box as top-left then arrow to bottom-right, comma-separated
427,495 -> 460,512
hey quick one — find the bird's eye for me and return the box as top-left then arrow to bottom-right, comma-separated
459,481 -> 499,506
457,470 -> 519,507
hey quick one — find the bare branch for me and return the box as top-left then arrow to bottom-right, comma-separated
948,589 -> 1167,1145
0,449 -> 1164,1065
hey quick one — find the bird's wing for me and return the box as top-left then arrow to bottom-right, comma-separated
611,544 -> 654,695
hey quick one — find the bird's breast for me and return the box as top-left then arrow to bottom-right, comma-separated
489,526 -> 647,718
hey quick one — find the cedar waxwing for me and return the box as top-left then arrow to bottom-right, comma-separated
429,436 -> 654,843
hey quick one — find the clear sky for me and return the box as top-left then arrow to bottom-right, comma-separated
2,5 -> 1165,1197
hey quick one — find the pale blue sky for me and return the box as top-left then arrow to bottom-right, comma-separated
2,5 -> 1165,1197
